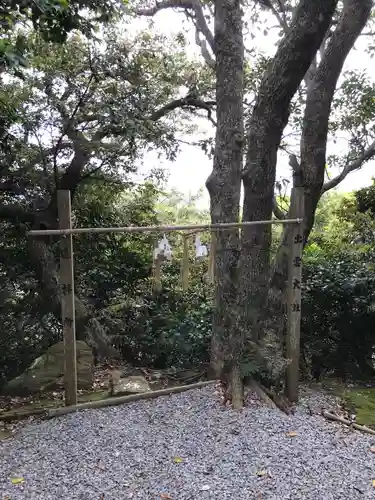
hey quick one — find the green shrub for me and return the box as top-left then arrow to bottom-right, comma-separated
301,253 -> 375,380
103,281 -> 213,369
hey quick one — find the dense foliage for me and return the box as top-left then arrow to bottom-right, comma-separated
300,190 -> 375,381
0,0 -> 119,72
2,184 -> 375,387
302,253 -> 375,380
1,0 -> 375,393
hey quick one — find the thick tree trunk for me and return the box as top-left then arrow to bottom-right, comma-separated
28,217 -> 118,359
238,0 -> 339,356
206,0 -> 244,407
266,0 -> 372,344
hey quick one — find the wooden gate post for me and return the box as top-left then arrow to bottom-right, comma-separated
285,186 -> 304,403
181,234 -> 190,291
57,190 -> 77,406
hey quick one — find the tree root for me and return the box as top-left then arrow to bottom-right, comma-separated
258,382 -> 293,415
322,410 -> 375,436
248,380 -> 278,410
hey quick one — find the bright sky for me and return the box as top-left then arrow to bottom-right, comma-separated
132,8 -> 375,209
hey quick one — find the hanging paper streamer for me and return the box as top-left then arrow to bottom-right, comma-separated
181,234 -> 189,291
207,232 -> 216,283
156,234 -> 173,261
195,233 -> 208,259
152,234 -> 173,292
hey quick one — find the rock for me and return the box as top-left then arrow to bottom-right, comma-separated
111,375 -> 151,397
3,341 -> 93,396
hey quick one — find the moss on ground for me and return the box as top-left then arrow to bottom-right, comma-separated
306,379 -> 375,428
79,390 -> 109,402
342,387 -> 375,427
0,390 -> 109,423
0,390 -> 110,440
0,429 -> 12,440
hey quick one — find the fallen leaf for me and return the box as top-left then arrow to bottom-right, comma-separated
172,456 -> 184,463
11,477 -> 24,485
285,431 -> 298,437
256,470 -> 267,477
369,446 -> 375,453
372,479 -> 375,488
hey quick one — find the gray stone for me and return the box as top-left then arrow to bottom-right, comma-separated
3,341 -> 93,396
111,375 -> 151,396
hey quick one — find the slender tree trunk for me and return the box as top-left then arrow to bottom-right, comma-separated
301,0 -> 372,239
266,0 -> 372,346
238,0 -> 339,371
206,0 -> 244,407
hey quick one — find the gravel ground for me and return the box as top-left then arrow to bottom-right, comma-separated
1,385 -> 375,500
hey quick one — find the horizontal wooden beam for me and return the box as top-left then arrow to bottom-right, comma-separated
46,380 -> 217,418
322,411 -> 375,436
28,218 -> 302,237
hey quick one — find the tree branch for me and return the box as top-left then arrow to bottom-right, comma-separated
37,80 -> 215,201
190,0 -> 215,53
194,25 -> 215,68
268,0 -> 289,30
150,96 -> 216,122
41,94 -> 214,201
33,132 -> 54,194
55,136 -> 92,195
96,96 -> 216,138
242,0 -> 339,181
0,178 -> 33,195
135,0 -> 193,15
0,204 -> 35,223
52,74 -> 95,188
322,140 -> 375,193
273,197 -> 286,219
135,0 -> 215,59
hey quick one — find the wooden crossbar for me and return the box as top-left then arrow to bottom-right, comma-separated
28,218 -> 302,237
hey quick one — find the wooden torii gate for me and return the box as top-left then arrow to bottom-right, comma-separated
28,189 -> 304,406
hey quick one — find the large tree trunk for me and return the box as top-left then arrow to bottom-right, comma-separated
206,0 -> 244,407
28,214 -> 118,359
238,0 -> 339,360
266,0 -> 372,346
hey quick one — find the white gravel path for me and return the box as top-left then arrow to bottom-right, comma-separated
1,385 -> 375,499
